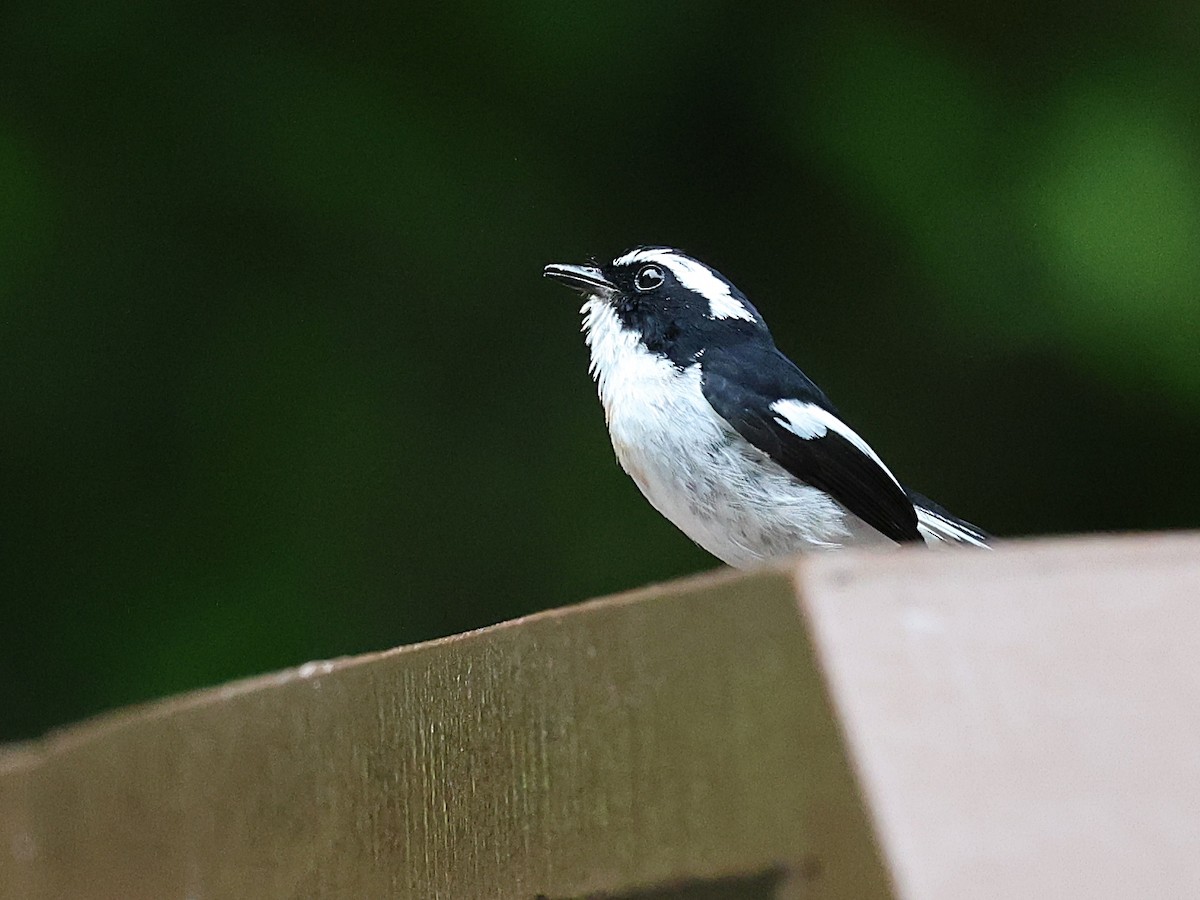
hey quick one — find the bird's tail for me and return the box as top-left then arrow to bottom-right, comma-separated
908,491 -> 991,548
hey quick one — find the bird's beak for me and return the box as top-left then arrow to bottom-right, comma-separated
543,262 -> 616,297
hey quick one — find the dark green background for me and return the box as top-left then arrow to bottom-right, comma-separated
3,2 -> 1198,741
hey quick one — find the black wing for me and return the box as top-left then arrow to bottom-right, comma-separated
700,344 -> 922,543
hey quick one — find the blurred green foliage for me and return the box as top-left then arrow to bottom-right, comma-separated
2,1 -> 1198,740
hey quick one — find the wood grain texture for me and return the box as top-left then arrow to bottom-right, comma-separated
796,532 -> 1200,900
0,568 -> 888,900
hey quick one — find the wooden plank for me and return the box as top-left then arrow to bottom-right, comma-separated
796,532 -> 1200,899
0,746 -> 36,900
6,532 -> 1199,898
0,568 -> 889,900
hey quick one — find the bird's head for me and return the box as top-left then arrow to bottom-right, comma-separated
544,247 -> 769,368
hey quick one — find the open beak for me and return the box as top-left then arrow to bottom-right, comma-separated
543,262 -> 616,297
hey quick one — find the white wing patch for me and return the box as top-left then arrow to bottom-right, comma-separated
770,399 -> 905,490
613,248 -> 757,323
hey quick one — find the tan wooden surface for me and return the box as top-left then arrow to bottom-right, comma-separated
3,532 -> 1200,899
798,532 -> 1200,899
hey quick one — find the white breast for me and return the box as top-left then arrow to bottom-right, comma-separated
581,299 -> 893,566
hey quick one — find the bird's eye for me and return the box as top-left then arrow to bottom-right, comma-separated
634,264 -> 665,292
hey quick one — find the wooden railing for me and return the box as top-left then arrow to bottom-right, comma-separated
3,533 -> 1199,899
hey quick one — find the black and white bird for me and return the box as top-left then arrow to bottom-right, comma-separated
544,246 -> 988,568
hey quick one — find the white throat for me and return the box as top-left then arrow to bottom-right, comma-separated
580,296 -> 663,422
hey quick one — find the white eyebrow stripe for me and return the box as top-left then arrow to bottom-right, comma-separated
614,248 -> 653,266
770,399 -> 904,490
613,249 -> 757,322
